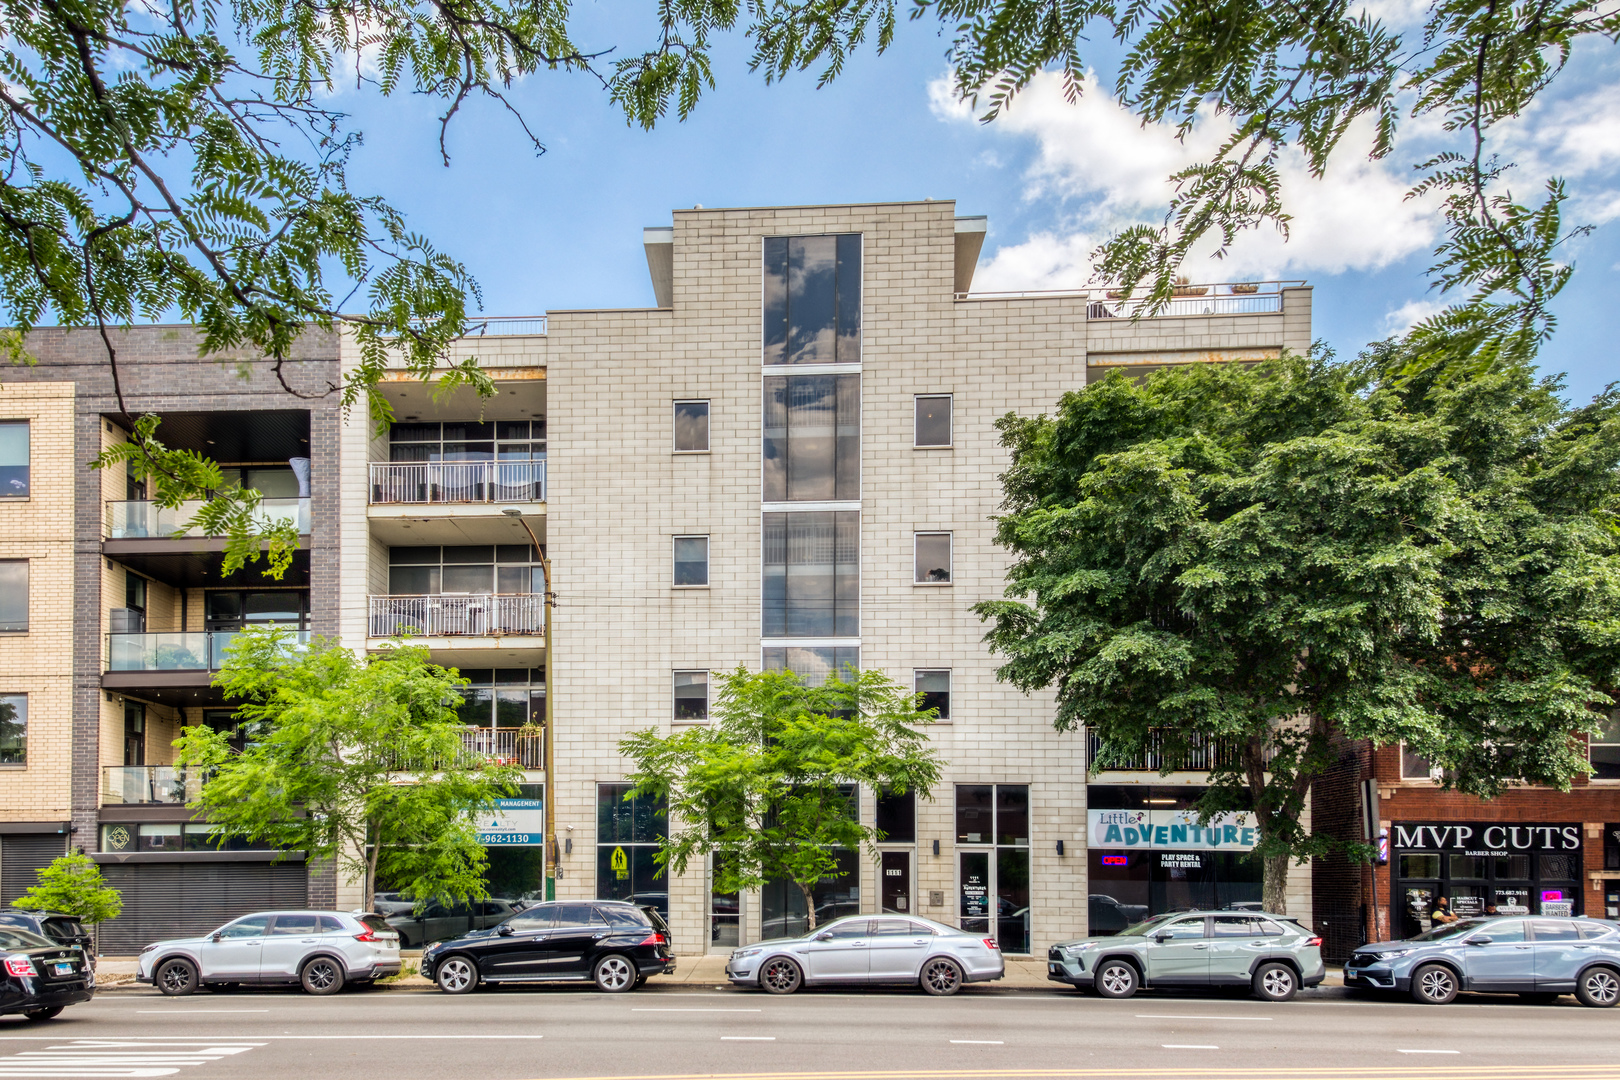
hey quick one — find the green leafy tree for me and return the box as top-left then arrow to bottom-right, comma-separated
619,666 -> 942,931
14,853 -> 123,926
176,627 -> 519,912
974,348 -> 1620,912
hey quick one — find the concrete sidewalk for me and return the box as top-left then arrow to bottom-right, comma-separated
90,953 -> 1348,993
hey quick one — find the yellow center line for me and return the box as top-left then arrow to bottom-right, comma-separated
516,1067 -> 1620,1080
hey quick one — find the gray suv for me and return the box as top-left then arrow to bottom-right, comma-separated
1048,910 -> 1325,1001
138,911 -> 401,995
1345,915 -> 1620,1007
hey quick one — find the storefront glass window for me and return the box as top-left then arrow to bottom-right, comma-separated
596,783 -> 669,916
1391,821 -> 1582,936
759,848 -> 858,939
1399,853 -> 1440,879
955,784 -> 1031,952
1449,855 -> 1486,879
711,855 -> 740,949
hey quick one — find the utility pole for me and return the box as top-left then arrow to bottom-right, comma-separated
502,507 -> 554,899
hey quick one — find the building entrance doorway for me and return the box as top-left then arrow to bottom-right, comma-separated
881,851 -> 911,914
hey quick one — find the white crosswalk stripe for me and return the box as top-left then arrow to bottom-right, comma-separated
0,1040 -> 261,1077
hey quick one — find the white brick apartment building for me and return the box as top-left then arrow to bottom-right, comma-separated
334,199 -> 1315,957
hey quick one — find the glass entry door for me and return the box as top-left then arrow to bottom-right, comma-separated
881,851 -> 911,914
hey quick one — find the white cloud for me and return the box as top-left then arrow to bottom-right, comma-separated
1383,297 -> 1447,334
1495,80 -> 1620,224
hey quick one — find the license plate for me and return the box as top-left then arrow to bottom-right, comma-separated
52,963 -> 74,976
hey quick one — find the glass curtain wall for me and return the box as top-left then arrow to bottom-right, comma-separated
762,512 -> 859,638
762,235 -> 861,365
763,375 -> 859,502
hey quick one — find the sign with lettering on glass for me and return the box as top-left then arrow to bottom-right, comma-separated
1088,809 -> 1259,851
1390,823 -> 1582,855
475,798 -> 544,846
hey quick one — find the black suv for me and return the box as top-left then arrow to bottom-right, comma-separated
422,900 -> 675,994
0,912 -> 92,956
0,926 -> 93,1020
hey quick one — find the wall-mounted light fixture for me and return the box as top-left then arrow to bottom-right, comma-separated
1055,840 -> 1065,856
932,839 -> 940,856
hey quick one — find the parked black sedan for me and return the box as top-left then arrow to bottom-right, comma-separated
422,900 -> 675,994
0,927 -> 94,1020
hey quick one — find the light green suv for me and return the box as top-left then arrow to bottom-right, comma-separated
1048,910 -> 1326,1001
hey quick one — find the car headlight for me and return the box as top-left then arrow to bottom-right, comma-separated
141,944 -> 156,954
1374,949 -> 1411,961
731,948 -> 762,961
1065,942 -> 1098,954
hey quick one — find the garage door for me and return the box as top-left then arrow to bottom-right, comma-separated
97,862 -> 308,956
0,835 -> 68,906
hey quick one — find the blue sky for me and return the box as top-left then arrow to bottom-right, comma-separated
336,16 -> 1618,405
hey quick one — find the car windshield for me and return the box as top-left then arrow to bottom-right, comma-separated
0,927 -> 56,951
1407,918 -> 1491,942
41,918 -> 84,939
1115,913 -> 1179,938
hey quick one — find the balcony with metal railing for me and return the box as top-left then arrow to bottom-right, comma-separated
368,595 -> 544,640
368,461 -> 545,505
102,765 -> 207,805
385,728 -> 544,771
106,498 -> 310,540
1086,729 -> 1261,772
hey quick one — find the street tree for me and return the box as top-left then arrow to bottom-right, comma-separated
619,666 -> 942,931
974,347 -> 1620,912
14,853 -> 123,927
175,627 -> 519,912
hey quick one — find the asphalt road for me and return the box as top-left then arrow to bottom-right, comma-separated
2,982 -> 1618,1080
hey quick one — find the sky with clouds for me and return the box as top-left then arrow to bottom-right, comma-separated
333,12 -> 1619,405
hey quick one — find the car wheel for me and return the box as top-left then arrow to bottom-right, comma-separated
22,1007 -> 64,1021
155,957 -> 199,997
594,954 -> 636,993
1518,992 -> 1560,1005
920,957 -> 964,997
1575,966 -> 1620,1008
1094,959 -> 1138,999
300,957 -> 345,996
1251,962 -> 1297,1003
759,957 -> 802,995
435,956 -> 479,995
633,975 -> 648,989
1410,963 -> 1458,1005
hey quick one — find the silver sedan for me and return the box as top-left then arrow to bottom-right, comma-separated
724,915 -> 1004,996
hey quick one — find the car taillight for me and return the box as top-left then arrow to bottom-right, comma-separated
983,938 -> 1000,950
353,929 -> 377,942
1305,936 -> 1323,948
637,932 -> 668,947
4,956 -> 36,978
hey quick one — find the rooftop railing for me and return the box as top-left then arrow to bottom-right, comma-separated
106,630 -> 311,672
368,595 -> 545,638
102,765 -> 207,805
380,315 -> 548,338
957,280 -> 1305,318
369,461 -> 545,505
106,497 -> 310,540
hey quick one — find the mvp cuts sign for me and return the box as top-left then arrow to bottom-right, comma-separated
1391,822 -> 1582,855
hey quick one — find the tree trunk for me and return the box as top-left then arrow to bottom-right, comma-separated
1262,852 -> 1290,915
364,824 -> 381,914
797,881 -> 819,932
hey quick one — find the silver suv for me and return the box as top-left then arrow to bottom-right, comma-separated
138,911 -> 401,996
1048,910 -> 1326,1001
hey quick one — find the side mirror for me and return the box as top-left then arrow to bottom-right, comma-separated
1465,935 -> 1493,946
815,931 -> 834,941
498,924 -> 514,937
210,933 -> 222,943
1153,932 -> 1172,944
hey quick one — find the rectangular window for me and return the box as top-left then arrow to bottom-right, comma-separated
674,401 -> 710,453
1591,711 -> 1620,781
915,532 -> 952,584
915,395 -> 952,448
763,375 -> 859,501
673,536 -> 709,587
0,695 -> 24,765
876,788 -> 916,844
763,235 -> 861,365
0,562 -> 25,632
762,647 -> 859,687
761,847 -> 860,939
955,783 -> 1032,952
386,546 -> 542,595
955,784 -> 1029,846
597,782 -> 669,917
0,421 -> 28,498
673,671 -> 709,723
915,670 -> 950,721
1401,745 -> 1437,780
762,511 -> 859,637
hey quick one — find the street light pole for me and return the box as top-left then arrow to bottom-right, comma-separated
502,508 -> 555,899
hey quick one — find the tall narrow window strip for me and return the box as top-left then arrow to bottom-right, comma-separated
0,421 -> 27,498
763,375 -> 860,501
673,536 -> 710,587
915,395 -> 952,448
0,695 -> 24,765
763,512 -> 859,637
674,671 -> 709,722
0,561 -> 25,631
762,235 -> 862,365
674,401 -> 710,453
915,533 -> 952,584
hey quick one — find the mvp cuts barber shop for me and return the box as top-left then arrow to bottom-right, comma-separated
1391,822 -> 1584,937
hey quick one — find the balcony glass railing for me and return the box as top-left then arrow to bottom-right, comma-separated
106,630 -> 311,672
107,498 -> 310,539
102,765 -> 207,805
369,461 -> 545,505
368,595 -> 544,638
